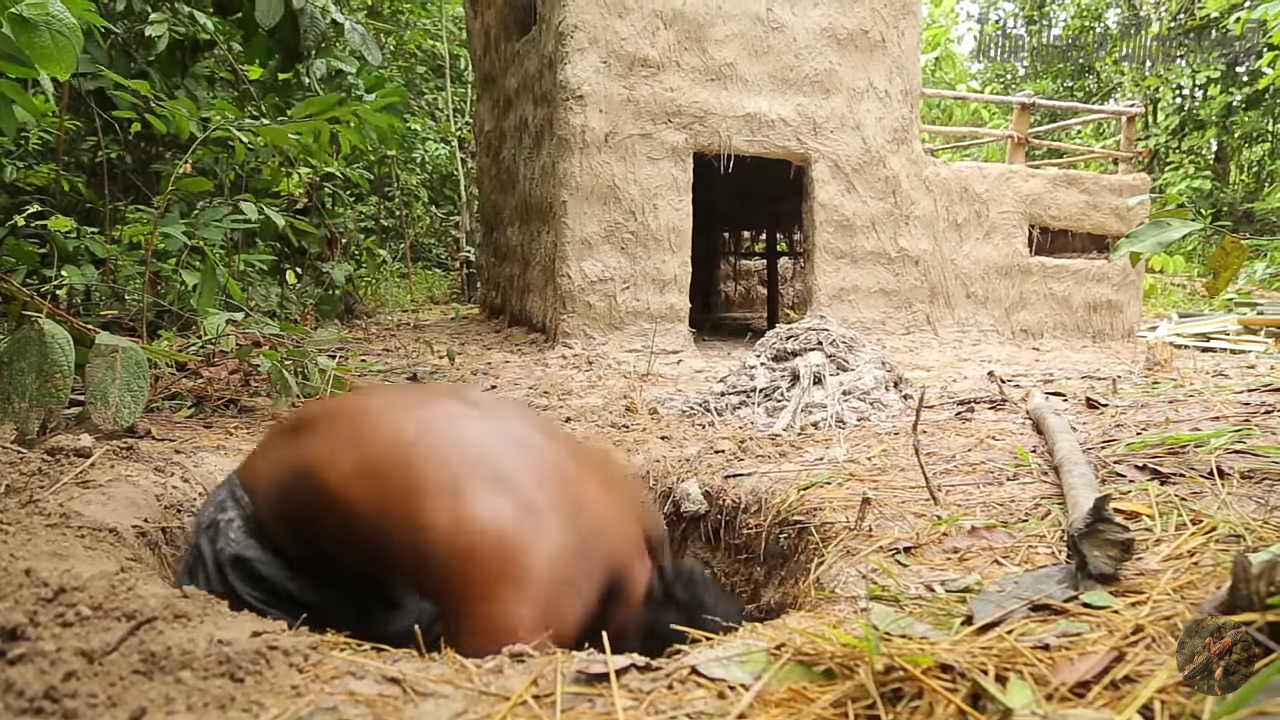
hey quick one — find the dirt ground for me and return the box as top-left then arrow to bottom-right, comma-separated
1,308 -> 1277,720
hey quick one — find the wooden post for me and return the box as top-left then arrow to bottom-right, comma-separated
1117,101 -> 1138,174
1007,90 -> 1035,165
765,227 -> 779,331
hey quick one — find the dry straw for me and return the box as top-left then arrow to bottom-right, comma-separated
272,312 -> 1279,719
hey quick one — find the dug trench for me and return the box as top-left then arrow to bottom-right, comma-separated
0,427 -> 816,720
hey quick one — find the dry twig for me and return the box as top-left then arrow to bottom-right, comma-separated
910,387 -> 943,507
37,447 -> 107,501
96,615 -> 157,662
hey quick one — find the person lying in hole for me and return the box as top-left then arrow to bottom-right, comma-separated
174,381 -> 745,658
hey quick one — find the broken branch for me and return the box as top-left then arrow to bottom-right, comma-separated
1026,390 -> 1134,582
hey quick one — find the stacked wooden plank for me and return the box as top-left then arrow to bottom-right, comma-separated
1138,299 -> 1280,353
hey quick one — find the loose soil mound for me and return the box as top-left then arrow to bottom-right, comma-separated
674,313 -> 912,432
0,439 -> 323,720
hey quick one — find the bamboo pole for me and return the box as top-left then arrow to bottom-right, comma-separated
923,132 -> 1138,162
921,88 -> 1145,117
1030,113 -> 1117,135
926,114 -> 1116,154
1007,90 -> 1035,164
765,227 -> 779,331
921,125 -> 1018,139
1026,137 -> 1135,160
926,136 -> 1006,153
1024,152 -> 1114,168
1117,107 -> 1139,174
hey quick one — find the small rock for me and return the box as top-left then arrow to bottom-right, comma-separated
40,433 -> 96,459
674,478 -> 710,517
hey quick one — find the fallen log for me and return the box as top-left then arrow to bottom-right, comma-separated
1026,390 -> 1134,583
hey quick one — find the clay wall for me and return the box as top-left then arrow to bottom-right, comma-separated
462,1 -> 562,334
466,0 -> 1151,350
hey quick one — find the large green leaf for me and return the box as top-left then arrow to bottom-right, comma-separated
1203,235 -> 1250,298
254,0 -> 286,30
289,92 -> 342,119
1109,218 -> 1206,266
0,78 -> 42,118
0,317 -> 75,440
298,0 -> 328,52
194,253 -> 220,316
5,0 -> 84,80
0,30 -> 39,77
84,332 -> 151,432
342,19 -> 382,66
0,96 -> 17,137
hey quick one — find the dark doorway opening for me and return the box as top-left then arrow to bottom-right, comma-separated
1028,225 -> 1114,258
689,154 -> 809,338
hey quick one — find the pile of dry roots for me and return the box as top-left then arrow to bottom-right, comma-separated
678,313 -> 913,433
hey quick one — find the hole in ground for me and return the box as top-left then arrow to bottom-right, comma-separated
135,499 -> 198,586
657,483 -> 817,622
689,153 -> 811,341
138,486 -> 809,627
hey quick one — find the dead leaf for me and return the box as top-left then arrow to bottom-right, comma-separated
500,639 -> 556,658
936,525 -> 1018,554
868,602 -> 948,639
1109,500 -> 1155,518
684,640 -> 833,689
571,652 -> 653,676
884,538 -> 918,553
1079,589 -> 1117,609
1083,395 -> 1111,409
970,564 -> 1079,628
1020,620 -> 1095,648
1050,650 -> 1120,688
1112,463 -> 1169,480
941,574 -> 983,593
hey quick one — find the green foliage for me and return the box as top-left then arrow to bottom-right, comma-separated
83,330 -> 150,431
921,0 -> 1280,306
0,315 -> 75,439
1203,234 -> 1250,297
0,0 -> 475,413
1111,218 -> 1207,265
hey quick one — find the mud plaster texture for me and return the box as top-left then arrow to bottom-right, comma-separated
463,0 -> 1152,354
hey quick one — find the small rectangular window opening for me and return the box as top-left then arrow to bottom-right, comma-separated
689,153 -> 810,339
1028,225 -> 1114,259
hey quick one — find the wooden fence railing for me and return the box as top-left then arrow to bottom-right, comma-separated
920,89 -> 1145,174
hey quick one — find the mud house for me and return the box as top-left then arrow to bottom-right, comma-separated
462,1 -> 1151,352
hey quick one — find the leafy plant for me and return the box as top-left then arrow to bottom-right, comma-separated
0,0 -> 476,414
922,0 -> 1280,302
83,331 -> 150,431
0,315 -> 75,440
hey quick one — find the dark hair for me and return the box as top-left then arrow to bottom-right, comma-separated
635,559 -> 746,658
